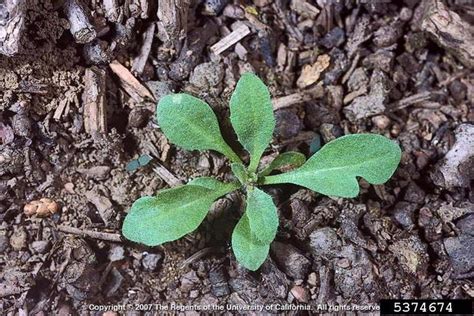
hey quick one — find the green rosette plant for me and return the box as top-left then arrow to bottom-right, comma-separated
122,73 -> 402,270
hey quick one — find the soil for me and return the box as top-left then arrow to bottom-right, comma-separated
1,0 -> 473,314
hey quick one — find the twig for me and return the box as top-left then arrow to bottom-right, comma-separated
210,23 -> 251,55
388,91 -> 441,112
132,23 -> 156,75
83,67 -> 107,133
157,0 -> 189,54
342,52 -> 360,84
153,162 -> 183,187
180,247 -> 224,269
109,60 -> 155,103
272,85 -> 324,110
56,225 -> 122,242
290,0 -> 320,19
63,0 -> 96,44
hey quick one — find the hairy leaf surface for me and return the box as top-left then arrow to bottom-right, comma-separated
229,73 -> 275,172
259,152 -> 306,176
245,188 -> 278,244
187,177 -> 237,191
263,134 -> 401,197
231,214 -> 270,271
231,163 -> 248,184
123,183 -> 237,246
157,94 -> 240,162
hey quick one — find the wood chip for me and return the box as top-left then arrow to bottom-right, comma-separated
83,67 -> 107,134
296,54 -> 331,89
210,23 -> 251,55
290,0 -> 320,19
421,0 -> 474,68
103,0 -> 122,23
64,0 -> 97,44
157,0 -> 189,54
0,0 -> 26,56
109,60 -> 155,103
132,23 -> 156,75
273,84 -> 324,110
153,162 -> 183,187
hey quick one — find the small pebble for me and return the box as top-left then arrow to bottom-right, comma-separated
400,7 -> 413,21
108,245 -> 125,262
142,253 -> 163,271
290,285 -> 309,303
0,234 -> 9,253
24,198 -> 59,217
307,272 -> 318,287
448,80 -> 467,103
10,227 -> 27,251
189,290 -> 200,298
31,240 -> 51,254
128,107 -> 151,128
274,110 -> 303,139
223,5 -> 245,19
372,115 -> 391,129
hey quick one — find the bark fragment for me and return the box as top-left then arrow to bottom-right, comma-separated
0,0 -> 26,56
83,67 -> 107,134
64,0 -> 97,44
157,0 -> 189,55
421,0 -> 474,68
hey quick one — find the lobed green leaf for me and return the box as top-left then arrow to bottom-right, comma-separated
229,73 -> 275,173
263,134 -> 401,198
259,151 -> 307,177
157,93 -> 241,163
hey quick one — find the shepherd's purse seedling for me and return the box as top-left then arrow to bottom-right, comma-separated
122,73 -> 402,270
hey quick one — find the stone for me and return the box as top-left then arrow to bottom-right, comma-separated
431,124 -> 474,189
10,227 -> 27,251
344,70 -> 388,121
309,227 -> 341,258
274,109 -> 303,139
270,242 -> 311,279
209,266 -> 230,297
30,240 -> 51,254
189,61 -> 224,95
443,214 -> 474,278
79,166 -> 111,180
363,50 -> 395,73
320,27 -> 345,49
372,115 -> 391,129
180,270 -> 199,292
128,107 -> 151,128
403,182 -> 425,204
142,253 -> 162,271
0,234 -> 9,253
448,80 -> 467,103
388,235 -> 429,275
392,202 -> 416,230
373,21 -> 403,47
108,245 -> 125,262
146,81 -> 174,102
290,285 -> 309,303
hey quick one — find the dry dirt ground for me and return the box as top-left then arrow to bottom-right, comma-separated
0,0 -> 473,314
